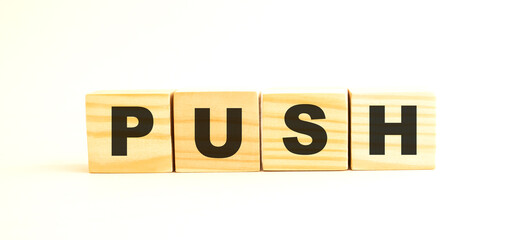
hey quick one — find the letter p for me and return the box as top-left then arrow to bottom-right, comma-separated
112,107 -> 154,156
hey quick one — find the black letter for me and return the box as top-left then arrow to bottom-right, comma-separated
283,104 -> 327,155
112,107 -> 154,156
369,106 -> 417,155
194,108 -> 242,158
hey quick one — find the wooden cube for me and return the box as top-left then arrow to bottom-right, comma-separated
85,90 -> 174,173
261,89 -> 349,170
350,91 -> 436,170
173,90 -> 260,172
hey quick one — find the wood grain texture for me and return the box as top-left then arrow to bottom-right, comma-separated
86,90 -> 174,173
173,91 -> 260,172
261,89 -> 349,170
350,91 -> 436,170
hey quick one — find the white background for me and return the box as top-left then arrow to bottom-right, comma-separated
1,0 -> 523,239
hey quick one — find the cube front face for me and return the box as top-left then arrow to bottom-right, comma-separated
261,90 -> 349,170
350,92 -> 436,170
173,91 -> 260,172
86,91 -> 174,173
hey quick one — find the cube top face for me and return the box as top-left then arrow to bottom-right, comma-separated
85,91 -> 174,173
261,89 -> 349,171
350,91 -> 436,170
173,91 -> 260,172
90,90 -> 175,95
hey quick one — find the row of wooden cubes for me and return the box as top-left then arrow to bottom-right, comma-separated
86,89 -> 436,173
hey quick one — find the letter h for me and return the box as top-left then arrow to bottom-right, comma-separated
369,106 -> 417,155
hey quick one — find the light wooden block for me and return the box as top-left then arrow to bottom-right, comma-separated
86,90 -> 174,173
350,91 -> 436,170
261,89 -> 349,170
173,90 -> 260,172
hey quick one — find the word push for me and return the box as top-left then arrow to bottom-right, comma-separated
86,89 -> 436,173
